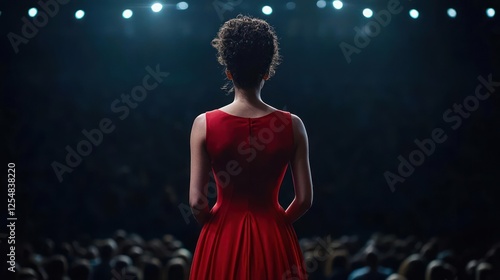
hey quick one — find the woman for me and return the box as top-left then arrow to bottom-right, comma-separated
189,15 -> 313,280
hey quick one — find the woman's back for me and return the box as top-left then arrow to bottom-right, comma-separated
207,108 -> 292,215
189,108 -> 308,280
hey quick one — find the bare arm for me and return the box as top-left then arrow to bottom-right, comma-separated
284,114 -> 313,223
189,113 -> 212,225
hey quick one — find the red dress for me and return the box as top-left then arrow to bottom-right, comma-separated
189,109 -> 308,280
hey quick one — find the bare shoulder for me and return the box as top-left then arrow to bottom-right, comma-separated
191,113 -> 206,136
290,113 -> 306,135
289,113 -> 308,150
193,113 -> 206,126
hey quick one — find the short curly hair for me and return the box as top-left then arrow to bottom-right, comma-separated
211,15 -> 281,92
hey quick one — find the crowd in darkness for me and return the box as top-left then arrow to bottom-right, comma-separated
15,230 -> 499,280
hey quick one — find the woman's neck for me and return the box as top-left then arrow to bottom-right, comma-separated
232,86 -> 264,106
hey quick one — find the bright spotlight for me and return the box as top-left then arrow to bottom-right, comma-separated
363,8 -> 373,18
28,8 -> 38,18
447,8 -> 457,18
486,8 -> 495,18
75,10 -> 85,19
316,0 -> 326,9
176,2 -> 189,10
332,0 -> 343,10
262,6 -> 273,15
122,9 -> 133,19
151,3 -> 163,12
409,9 -> 419,19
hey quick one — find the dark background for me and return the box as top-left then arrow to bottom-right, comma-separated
1,0 -> 500,256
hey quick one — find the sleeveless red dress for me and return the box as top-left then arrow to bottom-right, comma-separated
189,109 -> 308,280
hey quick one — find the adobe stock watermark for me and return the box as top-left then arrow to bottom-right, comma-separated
51,65 -> 170,183
213,0 -> 243,22
385,74 -> 499,192
179,108 -> 291,224
282,236 -> 336,280
111,268 -> 137,280
7,0 -> 70,54
339,0 -> 403,64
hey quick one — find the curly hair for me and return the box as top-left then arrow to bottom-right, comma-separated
211,15 -> 281,92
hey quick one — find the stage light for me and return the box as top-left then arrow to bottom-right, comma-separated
316,1 -> 326,9
286,2 -> 296,10
363,8 -> 373,18
409,9 -> 419,19
75,10 -> 85,19
28,8 -> 38,17
486,8 -> 495,18
332,0 -> 343,10
176,2 -> 189,10
151,3 -> 163,12
262,6 -> 272,15
122,9 -> 133,19
447,8 -> 457,18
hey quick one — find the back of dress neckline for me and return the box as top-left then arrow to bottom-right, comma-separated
216,109 -> 278,119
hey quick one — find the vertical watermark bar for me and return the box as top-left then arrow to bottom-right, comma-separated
6,162 -> 16,272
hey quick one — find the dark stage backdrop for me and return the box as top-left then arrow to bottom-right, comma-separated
2,0 -> 500,251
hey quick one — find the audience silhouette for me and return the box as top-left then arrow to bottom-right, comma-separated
14,230 -> 498,280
